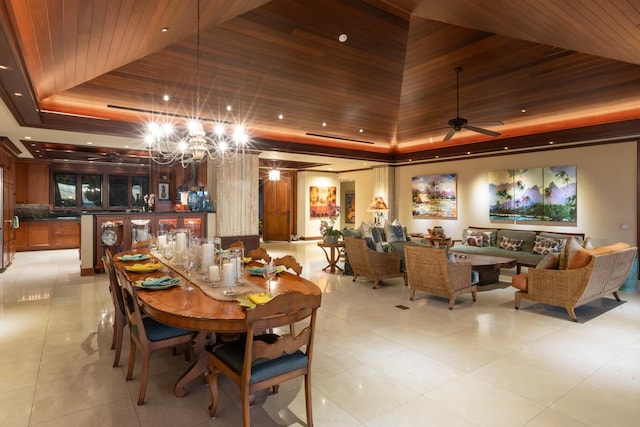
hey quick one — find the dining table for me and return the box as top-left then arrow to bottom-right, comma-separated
113,250 -> 321,398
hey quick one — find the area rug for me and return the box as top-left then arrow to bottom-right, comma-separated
518,297 -> 627,323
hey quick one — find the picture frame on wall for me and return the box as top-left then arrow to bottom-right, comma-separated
158,182 -> 170,201
345,193 -> 355,223
411,174 -> 457,219
309,186 -> 337,218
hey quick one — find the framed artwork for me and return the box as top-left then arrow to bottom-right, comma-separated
489,165 -> 576,222
345,193 -> 355,223
412,174 -> 457,219
158,182 -> 170,201
309,186 -> 336,218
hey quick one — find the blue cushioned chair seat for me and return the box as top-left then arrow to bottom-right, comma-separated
213,334 -> 309,385
142,317 -> 192,342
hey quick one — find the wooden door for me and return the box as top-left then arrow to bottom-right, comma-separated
262,177 -> 291,242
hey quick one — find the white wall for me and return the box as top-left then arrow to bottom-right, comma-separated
338,169 -> 376,226
394,142 -> 637,246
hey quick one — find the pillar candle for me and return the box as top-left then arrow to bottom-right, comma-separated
201,243 -> 213,273
157,234 -> 167,248
209,264 -> 220,282
223,263 -> 235,286
175,232 -> 187,254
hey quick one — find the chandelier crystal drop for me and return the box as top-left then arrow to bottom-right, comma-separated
144,0 -> 249,167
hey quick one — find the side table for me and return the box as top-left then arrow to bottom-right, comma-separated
317,241 -> 345,273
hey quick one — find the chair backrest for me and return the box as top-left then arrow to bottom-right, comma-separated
115,268 -> 147,344
245,291 -> 321,366
103,249 -> 126,317
344,237 -> 372,270
273,255 -> 303,276
248,247 -> 271,263
132,239 -> 150,249
404,245 -> 453,289
228,240 -> 245,249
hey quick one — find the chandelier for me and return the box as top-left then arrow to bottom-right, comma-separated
144,0 -> 249,167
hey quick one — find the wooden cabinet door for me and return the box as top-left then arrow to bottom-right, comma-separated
262,177 -> 292,242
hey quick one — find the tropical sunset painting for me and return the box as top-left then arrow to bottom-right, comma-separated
412,174 -> 457,219
542,165 -> 577,222
488,169 -> 516,220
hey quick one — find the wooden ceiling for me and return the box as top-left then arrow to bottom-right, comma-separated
2,0 -> 640,164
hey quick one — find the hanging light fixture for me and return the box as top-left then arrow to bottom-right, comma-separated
144,0 -> 249,167
268,168 -> 281,181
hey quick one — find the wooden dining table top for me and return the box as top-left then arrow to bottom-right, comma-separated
113,250 -> 321,333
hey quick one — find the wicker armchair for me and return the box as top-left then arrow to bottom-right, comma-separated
343,237 -> 407,289
404,245 -> 478,309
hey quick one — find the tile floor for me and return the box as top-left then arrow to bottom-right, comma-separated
1,242 -> 640,426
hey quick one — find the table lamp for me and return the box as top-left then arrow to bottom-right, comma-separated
367,196 -> 389,227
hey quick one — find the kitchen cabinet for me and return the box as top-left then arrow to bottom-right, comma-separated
15,220 -> 80,251
15,160 -> 50,204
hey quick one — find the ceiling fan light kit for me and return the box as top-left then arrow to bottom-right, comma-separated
442,67 -> 503,142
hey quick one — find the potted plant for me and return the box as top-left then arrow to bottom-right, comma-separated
320,204 -> 342,244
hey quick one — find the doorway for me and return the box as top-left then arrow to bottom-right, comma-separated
261,173 -> 295,241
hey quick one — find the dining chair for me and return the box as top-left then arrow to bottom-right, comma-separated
273,255 -> 303,276
207,291 -> 322,426
116,268 -> 195,405
248,247 -> 271,263
131,239 -> 150,250
229,240 -> 245,249
103,249 -> 127,367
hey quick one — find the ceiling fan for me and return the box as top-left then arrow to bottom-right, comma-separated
442,67 -> 503,142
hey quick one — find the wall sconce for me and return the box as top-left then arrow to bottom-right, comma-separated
367,196 -> 389,227
268,169 -> 281,181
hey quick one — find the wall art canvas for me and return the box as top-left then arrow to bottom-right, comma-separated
345,193 -> 356,223
412,174 -> 457,219
489,169 -> 516,220
309,186 -> 337,218
489,165 -> 576,222
543,165 -> 577,222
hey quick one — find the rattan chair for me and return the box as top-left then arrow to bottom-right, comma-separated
343,237 -> 407,289
404,245 -> 478,309
116,268 -> 195,404
102,249 -> 127,367
207,291 -> 321,426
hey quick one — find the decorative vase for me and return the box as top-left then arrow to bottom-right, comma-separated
323,234 -> 339,244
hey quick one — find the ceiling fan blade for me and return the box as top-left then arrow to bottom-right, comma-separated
443,128 -> 456,141
464,125 -> 501,137
468,121 -> 503,127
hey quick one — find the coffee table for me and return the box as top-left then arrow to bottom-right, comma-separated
453,253 -> 517,285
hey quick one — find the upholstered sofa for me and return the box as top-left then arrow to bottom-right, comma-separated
511,241 -> 637,321
448,227 -> 586,273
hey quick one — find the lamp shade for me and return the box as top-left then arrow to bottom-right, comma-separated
367,196 -> 388,211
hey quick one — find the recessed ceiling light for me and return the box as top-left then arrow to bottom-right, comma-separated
322,122 -> 327,127
86,141 -> 93,145
24,136 -> 31,140
504,147 -> 508,150
226,105 -> 232,111
278,113 -> 284,120
338,34 -> 348,43
521,108 -> 526,113
358,129 -> 364,133
161,27 -> 169,33
13,92 -> 22,96
0,65 -> 8,70
162,94 -> 170,101
549,141 -> 554,144
467,151 -> 471,155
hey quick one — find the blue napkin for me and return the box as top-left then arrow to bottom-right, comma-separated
139,276 -> 180,287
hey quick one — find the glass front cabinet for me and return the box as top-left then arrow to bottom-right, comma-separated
93,212 -> 206,272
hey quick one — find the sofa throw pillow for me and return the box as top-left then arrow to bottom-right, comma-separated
558,237 -> 584,270
359,221 -> 374,239
464,235 -> 483,246
499,236 -> 524,251
463,230 -> 491,247
532,236 -> 560,255
385,219 -> 406,243
371,227 -> 384,243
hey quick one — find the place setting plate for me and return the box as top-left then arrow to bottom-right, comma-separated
125,263 -> 163,273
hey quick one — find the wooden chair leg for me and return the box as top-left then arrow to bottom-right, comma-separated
304,374 -> 313,427
137,352 -> 150,405
613,291 -> 621,301
126,339 -> 136,381
207,371 -> 220,418
113,324 -> 124,367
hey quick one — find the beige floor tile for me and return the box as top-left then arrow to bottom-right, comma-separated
29,398 -> 139,427
0,386 -> 35,427
365,395 -> 477,427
